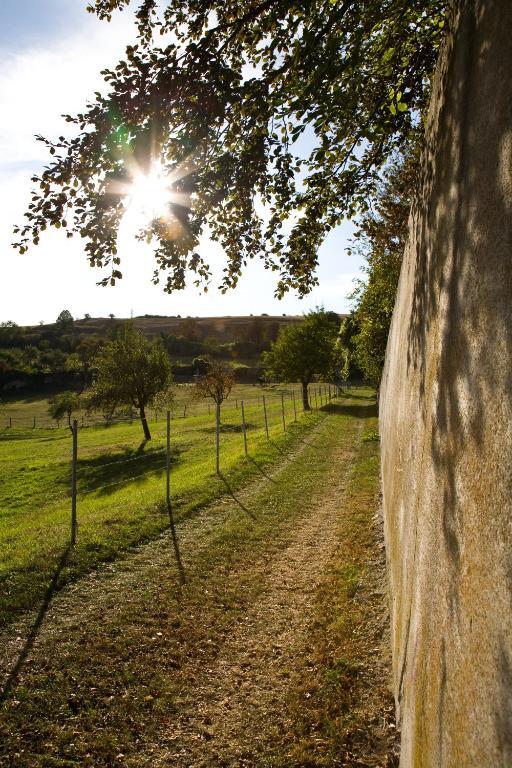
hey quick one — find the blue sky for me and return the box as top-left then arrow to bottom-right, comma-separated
1,0 -> 77,48
0,2 -> 362,324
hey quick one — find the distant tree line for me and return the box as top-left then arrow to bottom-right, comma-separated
0,313 -> 103,391
0,312 -> 307,392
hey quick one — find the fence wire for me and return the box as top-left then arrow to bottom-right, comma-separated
0,384 -> 342,579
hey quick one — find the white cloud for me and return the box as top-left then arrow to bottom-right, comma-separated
0,15 -> 134,167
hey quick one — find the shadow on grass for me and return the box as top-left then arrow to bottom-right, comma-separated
0,545 -> 72,704
218,473 -> 257,521
338,391 -> 377,401
202,422 -> 259,435
247,456 -> 278,484
166,503 -> 187,586
0,430 -> 71,442
268,439 -> 295,463
291,424 -> 325,449
321,402 -> 378,418
73,447 -> 183,496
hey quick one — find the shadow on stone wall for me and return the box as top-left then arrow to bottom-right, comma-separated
382,0 -> 512,763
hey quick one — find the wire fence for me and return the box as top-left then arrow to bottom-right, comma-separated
0,382 -> 343,430
0,383 -> 346,624
65,383 -> 340,508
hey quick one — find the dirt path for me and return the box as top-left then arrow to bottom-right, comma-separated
143,437 -> 359,767
0,398 -> 397,767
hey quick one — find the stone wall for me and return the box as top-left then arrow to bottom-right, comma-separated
379,1 -> 512,764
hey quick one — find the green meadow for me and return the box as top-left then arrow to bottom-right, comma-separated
0,384 -> 333,626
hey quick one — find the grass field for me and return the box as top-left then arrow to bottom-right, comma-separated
0,384 -> 336,626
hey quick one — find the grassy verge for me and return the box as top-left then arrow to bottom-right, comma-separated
0,395 -> 374,767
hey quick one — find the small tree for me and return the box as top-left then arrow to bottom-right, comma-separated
194,362 -> 234,406
87,323 -> 172,440
336,315 -> 364,385
261,310 -> 339,410
194,363 -> 234,473
192,357 -> 210,376
56,309 -> 74,331
48,391 -> 81,427
152,384 -> 175,415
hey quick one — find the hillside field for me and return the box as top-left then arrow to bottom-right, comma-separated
68,314 -> 309,341
0,381 -> 332,429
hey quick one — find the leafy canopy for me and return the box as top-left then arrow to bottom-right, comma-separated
56,309 -> 74,330
347,146 -> 419,383
262,309 -> 339,384
14,0 -> 448,297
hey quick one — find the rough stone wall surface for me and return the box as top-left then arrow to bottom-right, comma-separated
379,1 -> 512,765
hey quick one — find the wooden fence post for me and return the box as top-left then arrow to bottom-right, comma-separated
215,402 -> 220,474
281,392 -> 286,431
241,400 -> 248,456
292,390 -> 297,421
166,411 -> 171,508
166,410 -> 186,584
71,419 -> 78,546
263,395 -> 269,439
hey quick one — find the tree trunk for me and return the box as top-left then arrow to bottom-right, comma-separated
139,403 -> 151,441
301,380 -> 310,411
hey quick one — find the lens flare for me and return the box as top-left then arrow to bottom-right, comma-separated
126,163 -> 173,220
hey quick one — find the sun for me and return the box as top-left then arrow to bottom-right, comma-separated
125,163 -> 174,222
110,154 -> 196,239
